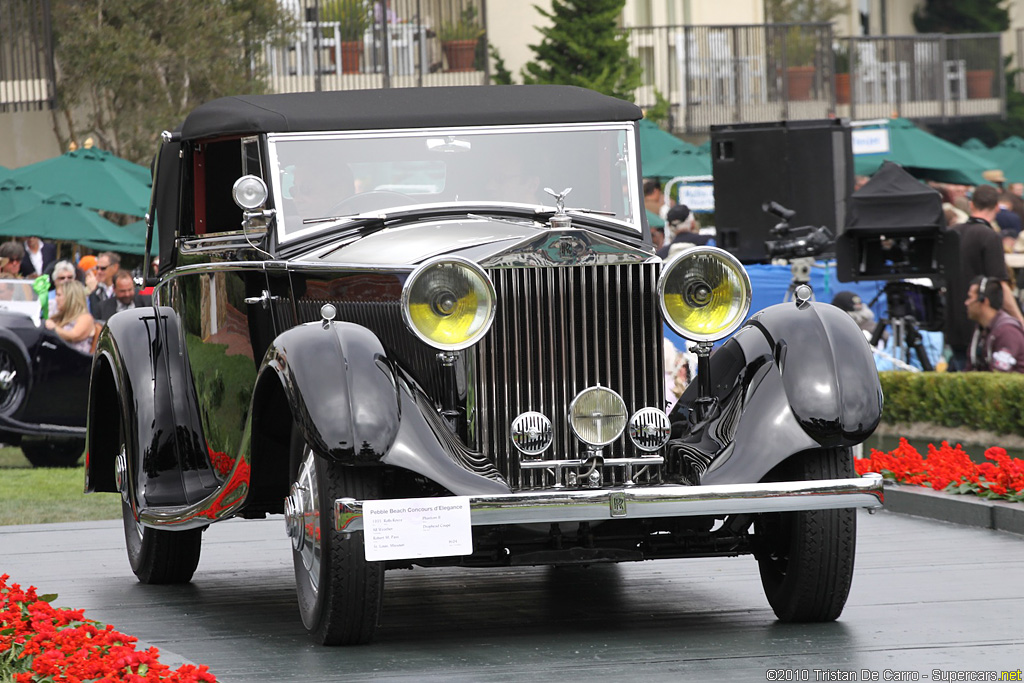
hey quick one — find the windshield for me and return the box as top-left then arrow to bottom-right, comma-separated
267,123 -> 640,242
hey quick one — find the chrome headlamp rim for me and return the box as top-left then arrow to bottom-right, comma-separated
628,407 -> 672,452
656,245 -> 751,342
231,174 -> 269,210
400,255 -> 497,351
568,385 -> 628,448
510,411 -> 554,457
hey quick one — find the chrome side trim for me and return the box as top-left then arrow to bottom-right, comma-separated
334,474 -> 884,532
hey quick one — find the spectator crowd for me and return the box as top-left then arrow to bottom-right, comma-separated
0,237 -> 150,355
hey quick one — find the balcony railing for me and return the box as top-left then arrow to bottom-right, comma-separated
628,24 -> 1004,135
0,0 -> 56,112
262,0 -> 488,94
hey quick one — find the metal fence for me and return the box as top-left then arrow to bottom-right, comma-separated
0,0 -> 55,112
839,33 -> 1005,123
627,24 -> 1004,134
263,0 -> 488,94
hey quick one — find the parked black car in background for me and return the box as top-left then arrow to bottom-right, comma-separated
85,85 -> 884,645
0,277 -> 89,466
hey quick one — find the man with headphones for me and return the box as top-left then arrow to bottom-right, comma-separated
965,275 -> 1024,372
946,184 -> 1024,371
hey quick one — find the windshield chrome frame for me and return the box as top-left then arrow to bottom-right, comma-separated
266,122 -> 642,244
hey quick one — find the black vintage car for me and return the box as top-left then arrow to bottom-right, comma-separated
85,85 -> 884,645
0,278 -> 90,466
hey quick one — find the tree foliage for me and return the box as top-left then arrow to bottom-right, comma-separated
520,0 -> 641,102
51,0 -> 291,164
913,0 -> 1009,34
764,0 -> 848,23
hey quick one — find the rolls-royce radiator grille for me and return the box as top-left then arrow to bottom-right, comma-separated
474,262 -> 665,490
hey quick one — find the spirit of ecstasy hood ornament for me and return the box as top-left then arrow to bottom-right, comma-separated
544,187 -> 572,214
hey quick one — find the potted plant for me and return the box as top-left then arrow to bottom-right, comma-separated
438,5 -> 484,72
962,41 -> 996,99
321,0 -> 370,74
783,27 -> 817,101
834,42 -> 850,104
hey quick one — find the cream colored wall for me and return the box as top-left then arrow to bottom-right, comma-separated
0,110 -> 61,168
486,3 -> 551,80
685,1 -> 763,25
619,0 -> 763,26
1006,0 -> 1024,69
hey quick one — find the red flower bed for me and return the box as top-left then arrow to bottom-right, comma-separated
0,574 -> 217,682
856,438 -> 1024,503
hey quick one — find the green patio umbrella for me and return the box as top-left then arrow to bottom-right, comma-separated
0,194 -> 131,244
0,179 -> 45,222
961,137 -> 990,152
643,147 -> 712,180
639,119 -> 705,179
977,136 -> 1024,184
78,219 -> 155,255
13,147 -> 151,217
854,118 -> 996,186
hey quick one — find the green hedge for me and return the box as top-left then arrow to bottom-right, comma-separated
879,371 -> 1024,436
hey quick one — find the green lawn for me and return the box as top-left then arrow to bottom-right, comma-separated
0,445 -> 122,526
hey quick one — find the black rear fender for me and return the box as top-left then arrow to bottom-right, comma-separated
86,307 -> 206,502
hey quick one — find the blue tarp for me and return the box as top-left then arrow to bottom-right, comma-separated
663,261 -> 944,370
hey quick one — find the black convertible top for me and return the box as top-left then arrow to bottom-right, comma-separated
180,85 -> 643,141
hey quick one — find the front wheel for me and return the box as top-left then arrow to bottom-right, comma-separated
286,428 -> 384,645
753,447 -> 856,622
118,417 -> 202,584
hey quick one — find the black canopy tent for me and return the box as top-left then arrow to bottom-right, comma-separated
836,161 -> 956,283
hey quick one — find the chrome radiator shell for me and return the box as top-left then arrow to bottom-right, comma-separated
473,262 -> 665,489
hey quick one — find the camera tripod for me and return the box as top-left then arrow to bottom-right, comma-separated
782,257 -> 816,303
866,285 -> 935,372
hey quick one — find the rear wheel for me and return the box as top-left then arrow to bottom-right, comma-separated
22,437 -> 85,468
754,447 -> 856,622
285,427 -> 384,645
118,415 -> 202,584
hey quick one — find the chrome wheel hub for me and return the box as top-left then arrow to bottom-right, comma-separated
115,447 -> 129,503
284,447 -> 321,594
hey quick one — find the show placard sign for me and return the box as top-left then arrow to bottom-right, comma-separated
363,497 -> 472,561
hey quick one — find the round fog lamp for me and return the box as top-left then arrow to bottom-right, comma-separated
658,246 -> 751,342
628,407 -> 671,452
402,257 -> 496,351
569,386 -> 627,447
232,175 -> 269,210
510,411 -> 553,456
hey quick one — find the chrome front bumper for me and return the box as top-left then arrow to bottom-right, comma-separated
334,473 -> 884,532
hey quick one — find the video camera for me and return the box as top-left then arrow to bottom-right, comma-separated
835,162 -> 955,284
762,201 -> 835,261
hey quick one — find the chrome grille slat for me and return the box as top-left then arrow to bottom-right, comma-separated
479,262 -> 664,491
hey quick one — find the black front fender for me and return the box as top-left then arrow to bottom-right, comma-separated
259,321 -> 400,464
678,299 -> 882,486
746,299 -> 883,446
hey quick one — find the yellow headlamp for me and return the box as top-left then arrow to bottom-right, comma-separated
658,246 -> 751,342
402,256 -> 496,350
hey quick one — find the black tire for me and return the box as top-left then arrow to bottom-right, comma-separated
0,341 -> 29,418
287,426 -> 384,645
21,437 -> 85,468
754,447 -> 856,623
119,414 -> 202,584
